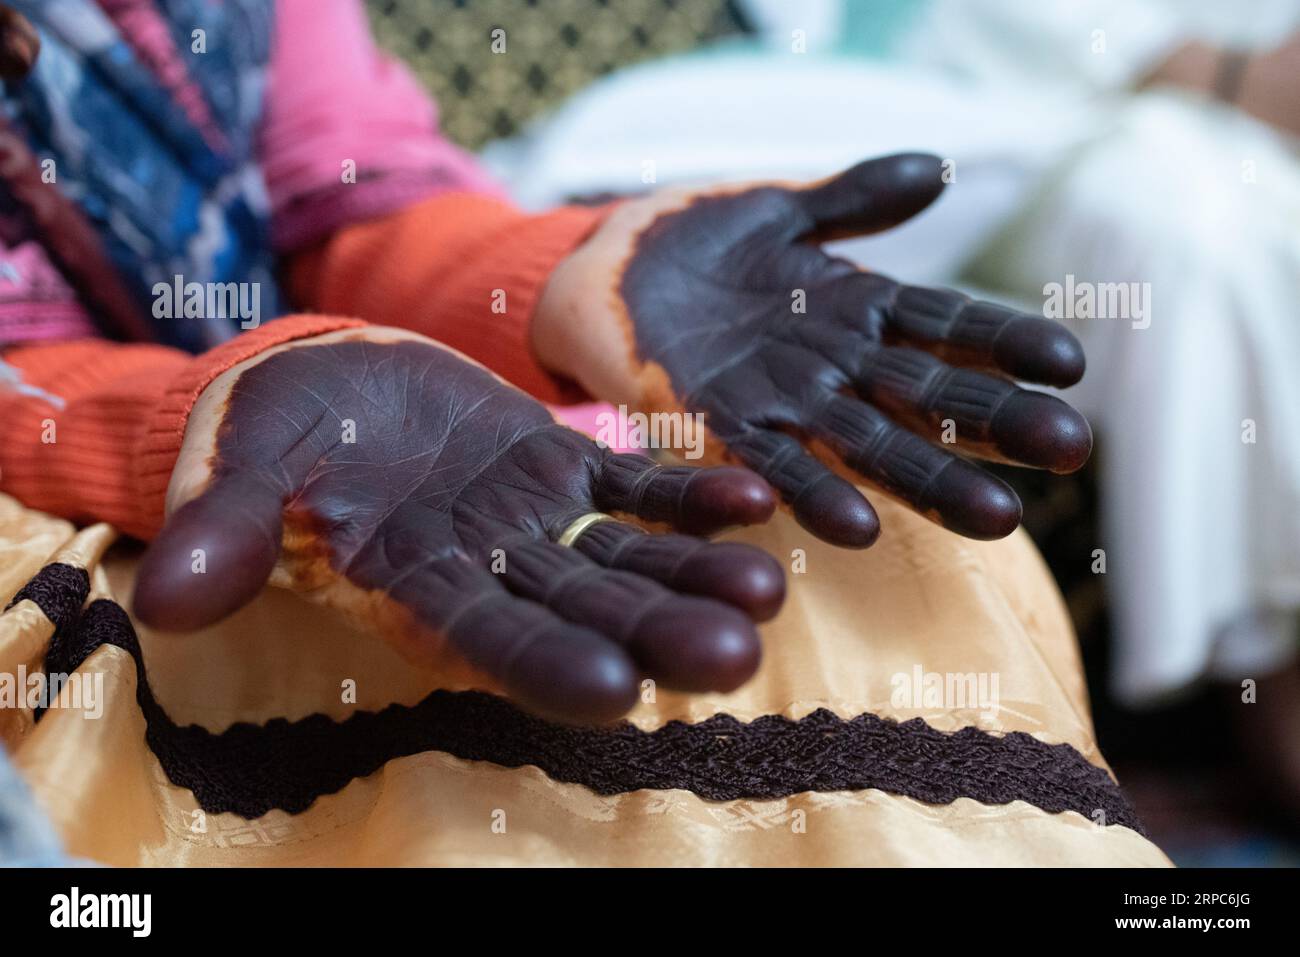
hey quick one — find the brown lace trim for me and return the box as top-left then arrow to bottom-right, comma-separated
20,563 -> 1144,832
6,562 -> 89,633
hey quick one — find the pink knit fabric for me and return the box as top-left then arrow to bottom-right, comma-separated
0,239 -> 96,345
260,0 -> 504,253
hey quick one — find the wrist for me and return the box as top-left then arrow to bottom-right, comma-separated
1139,41 -> 1219,95
531,193 -> 689,409
1213,49 -> 1251,105
531,260 -> 574,380
1231,41 -> 1296,134
530,219 -> 645,409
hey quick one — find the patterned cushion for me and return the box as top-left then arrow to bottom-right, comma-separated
365,0 -> 749,148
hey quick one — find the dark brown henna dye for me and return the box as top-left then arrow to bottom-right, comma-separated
615,153 -> 1092,544
134,338 -> 783,722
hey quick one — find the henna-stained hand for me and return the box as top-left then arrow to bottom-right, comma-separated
132,328 -> 784,723
535,153 -> 1092,547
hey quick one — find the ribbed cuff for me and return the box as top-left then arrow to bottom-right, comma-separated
289,193 -> 609,405
133,315 -> 366,538
0,341 -> 189,537
443,197 -> 606,403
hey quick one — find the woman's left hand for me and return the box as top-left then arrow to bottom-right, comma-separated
535,153 -> 1092,547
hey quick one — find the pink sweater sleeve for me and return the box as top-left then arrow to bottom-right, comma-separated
0,238 -> 96,347
259,0 -> 504,254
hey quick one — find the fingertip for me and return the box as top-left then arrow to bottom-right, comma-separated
888,152 -> 947,192
801,153 -> 947,237
510,641 -> 640,726
862,152 -> 948,220
994,317 -> 1087,387
929,461 -> 1022,540
678,543 -> 787,621
679,466 -> 777,533
992,392 -> 1093,473
792,475 -> 881,548
628,599 -> 761,693
132,476 -> 282,632
133,524 -> 279,632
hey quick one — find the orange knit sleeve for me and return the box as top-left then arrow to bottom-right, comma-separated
284,193 -> 607,404
0,315 -> 364,540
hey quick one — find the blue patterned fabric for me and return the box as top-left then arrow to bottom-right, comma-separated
2,0 -> 279,353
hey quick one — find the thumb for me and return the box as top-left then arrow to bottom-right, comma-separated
132,472 -> 284,631
798,153 -> 947,242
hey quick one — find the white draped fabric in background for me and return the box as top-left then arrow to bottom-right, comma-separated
966,94 -> 1300,703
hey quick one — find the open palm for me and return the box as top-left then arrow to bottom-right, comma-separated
132,329 -> 784,723
540,153 -> 1092,547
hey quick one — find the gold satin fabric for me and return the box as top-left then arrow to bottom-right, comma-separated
0,491 -> 1170,866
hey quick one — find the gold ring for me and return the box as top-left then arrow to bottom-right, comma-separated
556,512 -> 616,548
